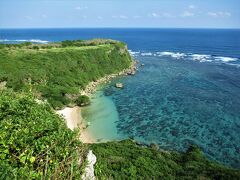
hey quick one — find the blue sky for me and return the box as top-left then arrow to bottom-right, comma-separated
0,0 -> 239,28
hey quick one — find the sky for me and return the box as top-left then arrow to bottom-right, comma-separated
0,0 -> 239,28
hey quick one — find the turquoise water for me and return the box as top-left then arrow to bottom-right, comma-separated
83,56 -> 240,168
81,89 -> 127,142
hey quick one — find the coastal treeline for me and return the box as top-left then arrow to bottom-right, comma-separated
91,140 -> 240,179
0,39 -> 132,109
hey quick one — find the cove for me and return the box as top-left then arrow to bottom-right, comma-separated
82,55 -> 240,168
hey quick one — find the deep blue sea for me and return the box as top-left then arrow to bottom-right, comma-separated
1,28 -> 240,168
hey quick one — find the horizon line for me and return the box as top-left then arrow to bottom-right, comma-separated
1,27 -> 240,30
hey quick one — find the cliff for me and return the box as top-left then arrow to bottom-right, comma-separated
0,39 -> 132,109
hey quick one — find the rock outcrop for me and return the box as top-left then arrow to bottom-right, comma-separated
115,83 -> 123,88
82,150 -> 97,180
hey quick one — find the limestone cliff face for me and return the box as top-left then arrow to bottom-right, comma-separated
82,150 -> 97,180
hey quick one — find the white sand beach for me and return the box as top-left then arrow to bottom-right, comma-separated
56,106 -> 95,143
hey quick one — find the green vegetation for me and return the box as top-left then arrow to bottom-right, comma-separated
0,90 -> 87,179
1,39 -> 238,179
91,140 -> 240,179
0,39 -> 132,109
75,95 -> 90,107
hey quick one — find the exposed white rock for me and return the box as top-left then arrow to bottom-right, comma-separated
115,83 -> 123,88
0,81 -> 7,89
82,150 -> 97,180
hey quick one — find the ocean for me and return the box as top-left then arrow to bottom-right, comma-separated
1,28 -> 240,168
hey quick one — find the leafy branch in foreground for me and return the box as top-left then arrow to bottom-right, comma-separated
0,90 -> 87,179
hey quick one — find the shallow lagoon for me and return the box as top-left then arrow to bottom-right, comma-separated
82,55 -> 240,168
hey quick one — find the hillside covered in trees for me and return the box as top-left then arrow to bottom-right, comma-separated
0,39 -> 132,109
91,140 -> 240,179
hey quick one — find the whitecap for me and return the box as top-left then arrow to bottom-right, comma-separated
214,56 -> 238,62
128,50 -> 140,56
190,54 -> 212,62
0,39 -> 49,44
140,52 -> 153,56
128,50 -> 239,65
157,51 -> 185,59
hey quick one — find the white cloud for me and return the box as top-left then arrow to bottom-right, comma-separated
149,12 -> 159,18
181,11 -> 195,17
207,11 -> 231,18
148,12 -> 176,18
112,15 -> 128,19
188,5 -> 196,9
120,15 -> 128,19
162,13 -> 175,18
75,6 -> 88,10
97,16 -> 103,20
133,15 -> 142,19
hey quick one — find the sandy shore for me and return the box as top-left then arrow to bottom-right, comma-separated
56,106 -> 95,143
56,60 -> 137,143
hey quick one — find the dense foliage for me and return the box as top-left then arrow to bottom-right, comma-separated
91,140 -> 240,179
0,39 -> 132,109
0,90 -> 87,179
75,95 -> 90,107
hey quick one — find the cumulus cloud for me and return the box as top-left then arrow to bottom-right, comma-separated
75,6 -> 88,10
181,11 -> 195,17
207,11 -> 231,18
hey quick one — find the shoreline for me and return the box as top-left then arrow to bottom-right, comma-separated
56,60 -> 137,143
56,106 -> 96,143
81,60 -> 137,97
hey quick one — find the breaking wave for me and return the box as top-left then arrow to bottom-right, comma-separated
0,39 -> 49,44
128,50 -> 239,66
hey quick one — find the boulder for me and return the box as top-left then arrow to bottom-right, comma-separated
115,83 -> 123,88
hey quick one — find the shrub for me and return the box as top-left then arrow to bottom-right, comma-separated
0,90 -> 87,179
91,140 -> 240,179
32,46 -> 39,50
75,95 -> 90,106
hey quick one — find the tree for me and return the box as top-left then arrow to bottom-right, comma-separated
75,95 -> 90,106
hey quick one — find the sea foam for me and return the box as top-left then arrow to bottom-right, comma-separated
157,51 -> 185,59
0,39 -> 49,44
129,50 -> 239,66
